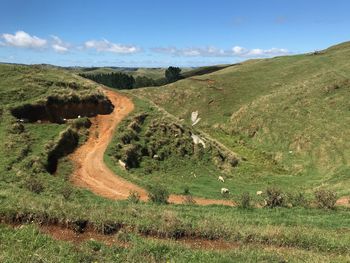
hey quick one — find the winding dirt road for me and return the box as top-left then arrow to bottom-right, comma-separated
70,89 -> 233,206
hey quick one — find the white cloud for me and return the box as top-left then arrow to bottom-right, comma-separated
152,45 -> 291,58
152,46 -> 228,57
50,35 -> 69,53
232,46 -> 246,55
84,39 -> 140,54
1,31 -> 47,48
52,44 -> 68,53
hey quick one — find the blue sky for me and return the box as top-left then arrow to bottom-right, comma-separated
0,0 -> 349,67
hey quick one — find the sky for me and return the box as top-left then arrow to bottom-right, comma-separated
0,0 -> 349,67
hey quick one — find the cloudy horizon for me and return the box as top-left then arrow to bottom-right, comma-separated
0,0 -> 349,67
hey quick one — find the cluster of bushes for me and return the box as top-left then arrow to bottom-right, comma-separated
111,113 -> 210,172
80,72 -> 136,89
80,66 -> 183,90
236,188 -> 338,210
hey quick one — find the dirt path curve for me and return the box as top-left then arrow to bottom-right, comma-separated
336,196 -> 349,207
71,88 -> 233,206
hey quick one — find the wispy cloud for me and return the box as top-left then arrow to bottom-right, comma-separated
151,46 -> 227,57
84,39 -> 140,54
1,31 -> 47,48
51,35 -> 70,53
151,45 -> 291,58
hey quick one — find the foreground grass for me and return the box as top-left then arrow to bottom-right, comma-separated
1,54 -> 350,262
2,223 -> 350,263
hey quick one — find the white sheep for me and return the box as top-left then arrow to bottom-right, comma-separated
218,176 -> 225,183
118,160 -> 127,170
256,191 -> 263,195
78,115 -> 81,119
221,188 -> 229,194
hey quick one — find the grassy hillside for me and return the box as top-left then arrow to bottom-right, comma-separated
1,47 -> 350,262
130,42 -> 350,196
70,67 -> 170,80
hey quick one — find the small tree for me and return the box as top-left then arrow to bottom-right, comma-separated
238,192 -> 252,209
264,187 -> 285,208
314,190 -> 337,209
147,184 -> 169,204
165,66 -> 182,83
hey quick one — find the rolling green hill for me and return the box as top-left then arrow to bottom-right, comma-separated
129,42 -> 350,196
1,44 -> 350,262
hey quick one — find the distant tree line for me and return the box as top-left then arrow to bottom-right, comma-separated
79,66 -> 182,90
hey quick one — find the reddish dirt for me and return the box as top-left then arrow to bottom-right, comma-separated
70,88 -> 233,206
70,88 -> 347,208
336,196 -> 350,207
39,225 -> 128,247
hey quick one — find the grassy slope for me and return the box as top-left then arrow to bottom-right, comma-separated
105,96 -> 227,199
130,42 -> 350,196
2,223 -> 350,263
1,52 -> 350,262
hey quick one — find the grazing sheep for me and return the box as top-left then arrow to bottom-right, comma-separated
118,159 -> 127,170
191,111 -> 201,126
19,119 -> 24,123
191,133 -> 206,148
218,176 -> 225,183
256,191 -> 263,195
153,154 -> 160,160
78,115 -> 81,119
221,188 -> 229,194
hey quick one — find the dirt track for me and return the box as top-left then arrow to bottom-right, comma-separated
71,88 -> 233,206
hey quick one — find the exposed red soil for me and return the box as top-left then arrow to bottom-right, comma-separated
336,196 -> 350,207
69,88 -> 347,207
70,88 -> 233,206
40,225 -> 128,247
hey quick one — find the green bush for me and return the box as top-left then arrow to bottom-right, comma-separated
25,177 -> 44,194
147,184 -> 169,204
71,117 -> 91,129
238,192 -> 253,209
61,185 -> 74,200
314,190 -> 337,209
10,123 -> 25,134
264,187 -> 285,208
128,191 -> 141,204
287,192 -> 309,208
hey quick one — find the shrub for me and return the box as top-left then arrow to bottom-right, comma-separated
128,191 -> 141,204
147,184 -> 169,204
71,117 -> 91,129
10,123 -> 25,134
25,177 -> 44,194
183,186 -> 191,195
314,190 -> 337,209
122,144 -> 142,168
238,192 -> 253,209
264,187 -> 285,208
61,185 -> 73,200
287,192 -> 309,208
